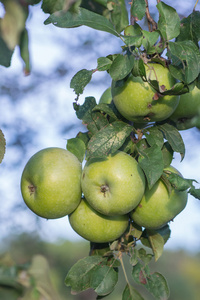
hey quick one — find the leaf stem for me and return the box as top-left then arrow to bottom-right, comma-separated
118,252 -> 130,286
193,0 -> 199,11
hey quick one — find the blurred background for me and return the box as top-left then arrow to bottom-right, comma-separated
0,1 -> 200,299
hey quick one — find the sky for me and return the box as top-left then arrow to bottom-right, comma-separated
0,1 -> 200,252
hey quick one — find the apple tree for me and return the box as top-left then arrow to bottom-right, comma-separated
1,0 -> 200,299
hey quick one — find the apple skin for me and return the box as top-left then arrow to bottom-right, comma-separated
169,86 -> 200,130
99,87 -> 112,104
21,147 -> 82,219
81,151 -> 146,216
130,166 -> 188,230
69,198 -> 129,243
111,63 -> 179,123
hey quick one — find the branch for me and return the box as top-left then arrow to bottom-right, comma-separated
193,0 -> 199,11
145,0 -> 157,31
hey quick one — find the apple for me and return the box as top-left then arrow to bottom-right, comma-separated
111,63 -> 179,123
21,147 -> 82,219
69,198 -> 129,243
130,166 -> 188,229
169,86 -> 200,130
99,87 -> 112,104
81,151 -> 146,216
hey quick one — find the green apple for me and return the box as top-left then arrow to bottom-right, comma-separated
130,166 -> 188,229
21,147 -> 82,219
99,87 -> 112,104
169,86 -> 200,130
111,63 -> 179,123
81,151 -> 146,216
69,198 -> 129,243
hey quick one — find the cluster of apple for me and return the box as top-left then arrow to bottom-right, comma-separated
21,62 -> 199,243
21,145 -> 187,244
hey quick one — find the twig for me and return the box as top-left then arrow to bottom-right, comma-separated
193,0 -> 199,11
145,0 -> 157,31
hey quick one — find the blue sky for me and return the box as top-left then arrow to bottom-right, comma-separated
0,1 -> 200,252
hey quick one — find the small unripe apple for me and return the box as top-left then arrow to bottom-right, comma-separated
130,166 -> 188,229
111,63 -> 179,123
69,198 -> 129,243
99,87 -> 112,104
81,151 -> 146,216
21,147 -> 82,219
169,86 -> 200,130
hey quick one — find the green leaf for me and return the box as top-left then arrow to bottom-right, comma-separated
0,129 -> 6,164
176,11 -> 200,46
189,187 -> 200,200
145,229 -> 165,262
167,40 -> 200,84
131,59 -> 146,79
0,36 -> 13,67
92,104 -> 118,120
76,97 -> 109,135
109,54 -> 135,81
70,69 -> 93,96
137,248 -> 153,265
97,57 -> 112,71
123,23 -> 143,47
132,264 -> 170,300
146,272 -> 170,300
108,0 -> 129,33
138,144 -> 164,189
90,264 -> 118,296
41,0 -> 74,14
142,30 -> 160,54
122,283 -> 145,300
65,256 -> 105,294
44,7 -> 119,37
144,127 -> 164,149
86,121 -> 133,159
157,123 -> 185,160
157,1 -> 180,41
131,0 -> 146,21
66,137 -> 86,162
164,171 -> 195,191
141,225 -> 171,249
19,28 -> 30,75
161,142 -> 173,168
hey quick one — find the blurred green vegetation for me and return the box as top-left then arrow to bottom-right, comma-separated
0,232 -> 200,300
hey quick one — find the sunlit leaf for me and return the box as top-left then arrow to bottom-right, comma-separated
70,69 -> 93,96
0,129 -> 6,164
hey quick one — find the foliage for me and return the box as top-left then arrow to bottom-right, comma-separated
1,0 -> 200,300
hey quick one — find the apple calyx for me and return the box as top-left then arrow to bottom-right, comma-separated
28,184 -> 36,195
100,184 -> 109,197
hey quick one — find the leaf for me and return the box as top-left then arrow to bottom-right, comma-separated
90,264 -> 118,296
41,0 -> 74,14
86,121 -> 133,159
157,123 -> 185,160
189,187 -> 200,200
157,1 -> 180,41
67,137 -> 86,162
44,7 -> 119,37
137,248 -> 153,265
167,40 -> 200,84
70,69 -> 93,96
176,11 -> 200,46
122,283 -> 145,300
131,59 -> 146,79
0,129 -> 6,164
161,142 -> 173,168
109,54 -> 135,81
92,104 -> 118,120
108,0 -> 129,33
123,23 -> 143,47
132,264 -> 170,300
97,57 -> 112,71
145,229 -> 165,262
142,30 -> 160,54
65,256 -> 105,294
144,127 -> 164,149
131,0 -> 146,21
0,36 -> 13,67
19,28 -> 30,75
141,225 -> 171,249
138,144 -> 164,189
145,272 -> 170,300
